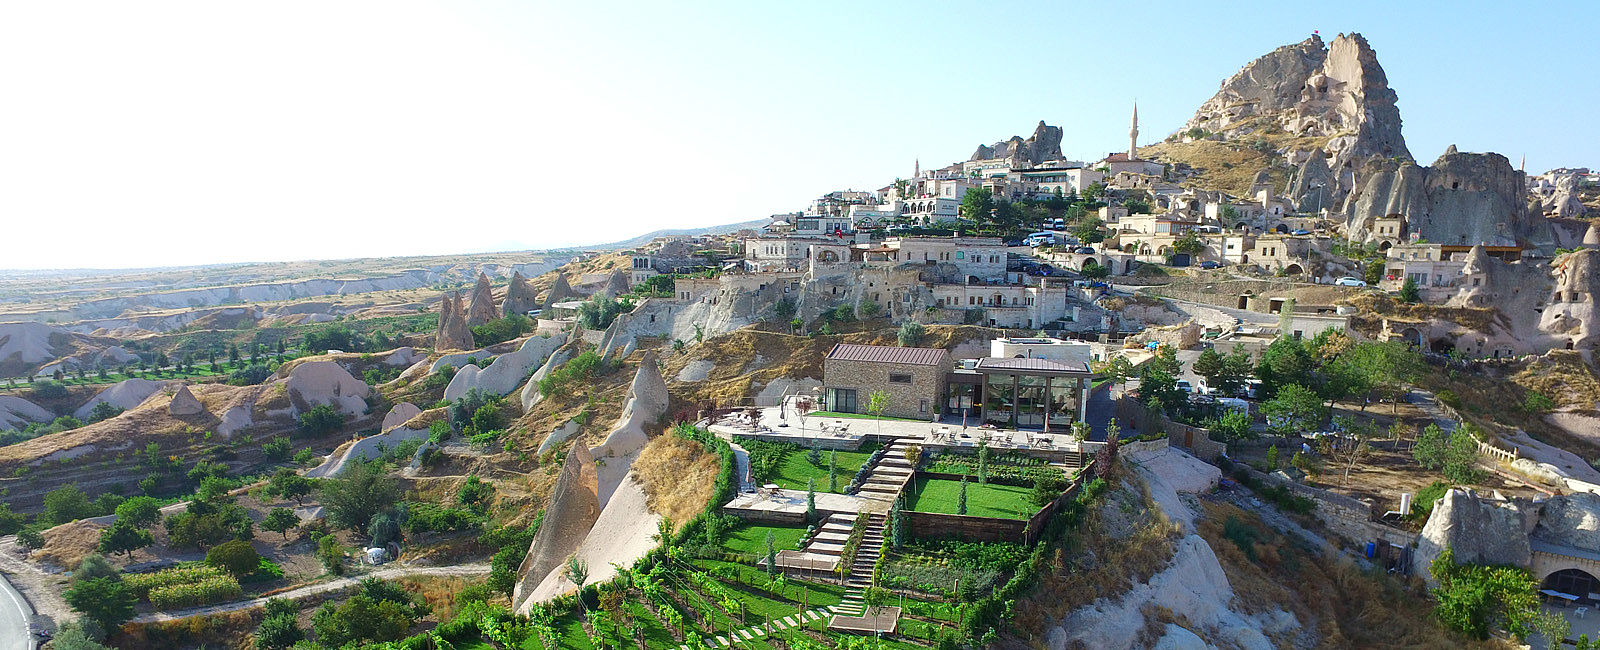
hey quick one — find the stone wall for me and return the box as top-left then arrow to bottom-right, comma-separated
906,510 -> 1027,543
822,356 -> 948,420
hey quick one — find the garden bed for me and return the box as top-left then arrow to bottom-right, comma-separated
905,477 -> 1038,520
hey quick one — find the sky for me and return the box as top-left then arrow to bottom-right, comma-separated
1,1 -> 1595,270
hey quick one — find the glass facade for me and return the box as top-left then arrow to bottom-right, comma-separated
974,372 -> 1085,430
827,388 -> 857,414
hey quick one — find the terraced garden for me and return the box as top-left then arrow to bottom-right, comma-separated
905,477 -> 1037,520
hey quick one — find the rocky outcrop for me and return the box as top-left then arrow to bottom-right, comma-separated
72,379 -> 173,420
521,340 -> 578,411
1540,249 -> 1600,350
502,271 -> 538,316
466,273 -> 498,326
592,351 -> 669,460
1416,488 -> 1537,580
443,335 -> 564,401
167,385 -> 205,416
380,402 -> 422,433
542,274 -> 577,310
0,396 -> 51,431
969,121 -> 1064,166
1348,147 -> 1547,249
598,271 -> 630,299
284,360 -> 370,416
1185,33 -> 1409,211
1536,492 -> 1600,552
512,443 -> 600,614
434,292 -> 474,352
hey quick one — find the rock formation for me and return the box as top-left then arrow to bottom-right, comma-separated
1185,33 -> 1408,211
434,292 -> 474,352
1540,249 -> 1600,350
380,402 -> 422,432
0,396 -> 51,431
168,385 -> 205,416
1347,147 -> 1549,249
466,273 -> 498,326
969,121 -> 1064,166
1416,488 -> 1537,580
598,270 -> 630,299
443,334 -> 564,401
520,339 -> 579,411
284,360 -> 371,416
542,274 -> 577,310
512,442 -> 600,613
502,271 -> 538,316
72,378 -> 173,420
592,351 -> 669,460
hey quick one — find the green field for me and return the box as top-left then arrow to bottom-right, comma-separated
767,446 -> 874,493
906,477 -> 1038,520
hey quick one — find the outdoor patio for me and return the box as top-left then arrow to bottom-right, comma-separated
706,397 -> 1104,460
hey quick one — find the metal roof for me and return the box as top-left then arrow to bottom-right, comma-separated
825,343 -> 948,366
974,357 -> 1091,374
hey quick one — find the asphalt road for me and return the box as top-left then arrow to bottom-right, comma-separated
0,573 -> 32,650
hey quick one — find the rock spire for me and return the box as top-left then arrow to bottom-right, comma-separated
434,292 -> 474,351
466,273 -> 497,326
502,271 -> 538,316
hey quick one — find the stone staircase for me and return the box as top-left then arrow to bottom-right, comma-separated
854,440 -> 918,502
835,512 -> 887,618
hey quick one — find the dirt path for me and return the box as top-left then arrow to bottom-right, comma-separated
0,538 -> 72,631
132,563 -> 489,623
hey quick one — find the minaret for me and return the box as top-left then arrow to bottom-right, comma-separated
1128,102 -> 1139,160
914,158 -> 921,179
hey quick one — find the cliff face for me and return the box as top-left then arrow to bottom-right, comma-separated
970,121 -> 1064,166
1182,33 -> 1409,211
1348,146 -> 1548,248
1541,249 -> 1600,350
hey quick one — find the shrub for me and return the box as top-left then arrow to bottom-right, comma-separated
30,380 -> 68,400
537,350 -> 603,400
897,321 -> 926,347
298,404 -> 346,437
125,565 -> 229,599
262,436 -> 293,461
471,315 -> 533,347
206,540 -> 261,576
228,364 -> 272,386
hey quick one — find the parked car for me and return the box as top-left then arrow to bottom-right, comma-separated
1291,229 -> 1312,235
1075,246 -> 1096,254
1004,239 -> 1022,247
1175,379 -> 1193,394
1335,277 -> 1367,287
1200,261 -> 1220,269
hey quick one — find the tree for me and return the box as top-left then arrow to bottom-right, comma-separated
1413,423 -> 1450,470
73,554 -> 119,585
44,484 -> 97,525
1080,260 -> 1111,280
1210,410 -> 1254,441
1137,365 -> 1182,414
977,439 -> 990,484
1255,336 -> 1313,398
320,460 -> 400,532
1337,341 -> 1424,412
1399,276 -> 1421,303
897,321 -> 926,347
1192,349 -> 1224,388
317,535 -> 347,576
206,539 -> 261,576
113,496 -> 163,528
1430,547 -> 1538,639
1123,198 -> 1151,214
64,577 -> 136,632
828,450 -> 839,492
773,297 -> 797,323
805,479 -> 817,524
264,508 -> 300,540
87,401 -> 123,423
1443,426 -> 1483,483
959,187 -> 995,222
1265,445 -> 1280,470
368,512 -> 400,547
97,521 -> 153,558
255,612 -> 305,650
298,404 -> 346,437
866,390 -> 890,434
764,530 -> 777,578
1327,416 -> 1378,485
1072,216 -> 1105,245
16,527 -> 43,551
1103,356 -> 1135,389
1531,609 -> 1570,650
45,620 -> 111,650
1172,232 -> 1204,256
956,476 -> 968,515
1261,383 -> 1325,436
268,468 -> 315,505
564,555 -> 589,601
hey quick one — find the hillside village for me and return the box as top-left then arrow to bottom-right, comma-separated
0,31 -> 1599,650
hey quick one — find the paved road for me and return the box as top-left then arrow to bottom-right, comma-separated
132,563 -> 489,623
0,573 -> 32,650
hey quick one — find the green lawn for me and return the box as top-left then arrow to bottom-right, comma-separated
906,477 -> 1038,520
767,446 -> 874,493
724,523 -> 808,557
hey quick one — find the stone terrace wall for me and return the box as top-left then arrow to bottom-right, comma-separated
906,511 -> 1027,543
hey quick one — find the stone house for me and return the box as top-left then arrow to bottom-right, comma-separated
821,344 -> 951,420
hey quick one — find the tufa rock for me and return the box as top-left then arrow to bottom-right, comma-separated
168,385 -> 205,416
969,121 -> 1064,166
434,292 -> 474,352
1415,488 -> 1536,581
502,271 -> 538,316
1539,249 -> 1600,350
466,273 -> 498,326
542,274 -> 577,311
380,402 -> 422,433
1347,147 -> 1548,249
284,360 -> 371,416
512,442 -> 600,613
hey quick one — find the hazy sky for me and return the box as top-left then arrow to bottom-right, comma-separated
2,1 -> 1595,270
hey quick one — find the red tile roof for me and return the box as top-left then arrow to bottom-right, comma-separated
825,343 -> 949,366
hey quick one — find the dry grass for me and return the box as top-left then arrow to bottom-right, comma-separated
396,574 -> 481,622
631,433 -> 720,532
1194,500 -> 1501,649
1141,140 -> 1277,196
36,519 -> 105,570
117,608 -> 261,650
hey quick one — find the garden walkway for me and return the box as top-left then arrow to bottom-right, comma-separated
677,603 -> 849,649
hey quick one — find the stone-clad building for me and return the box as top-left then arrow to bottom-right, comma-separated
821,344 -> 951,420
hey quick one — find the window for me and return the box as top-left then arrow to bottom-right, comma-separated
889,373 -> 913,384
919,399 -> 929,413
